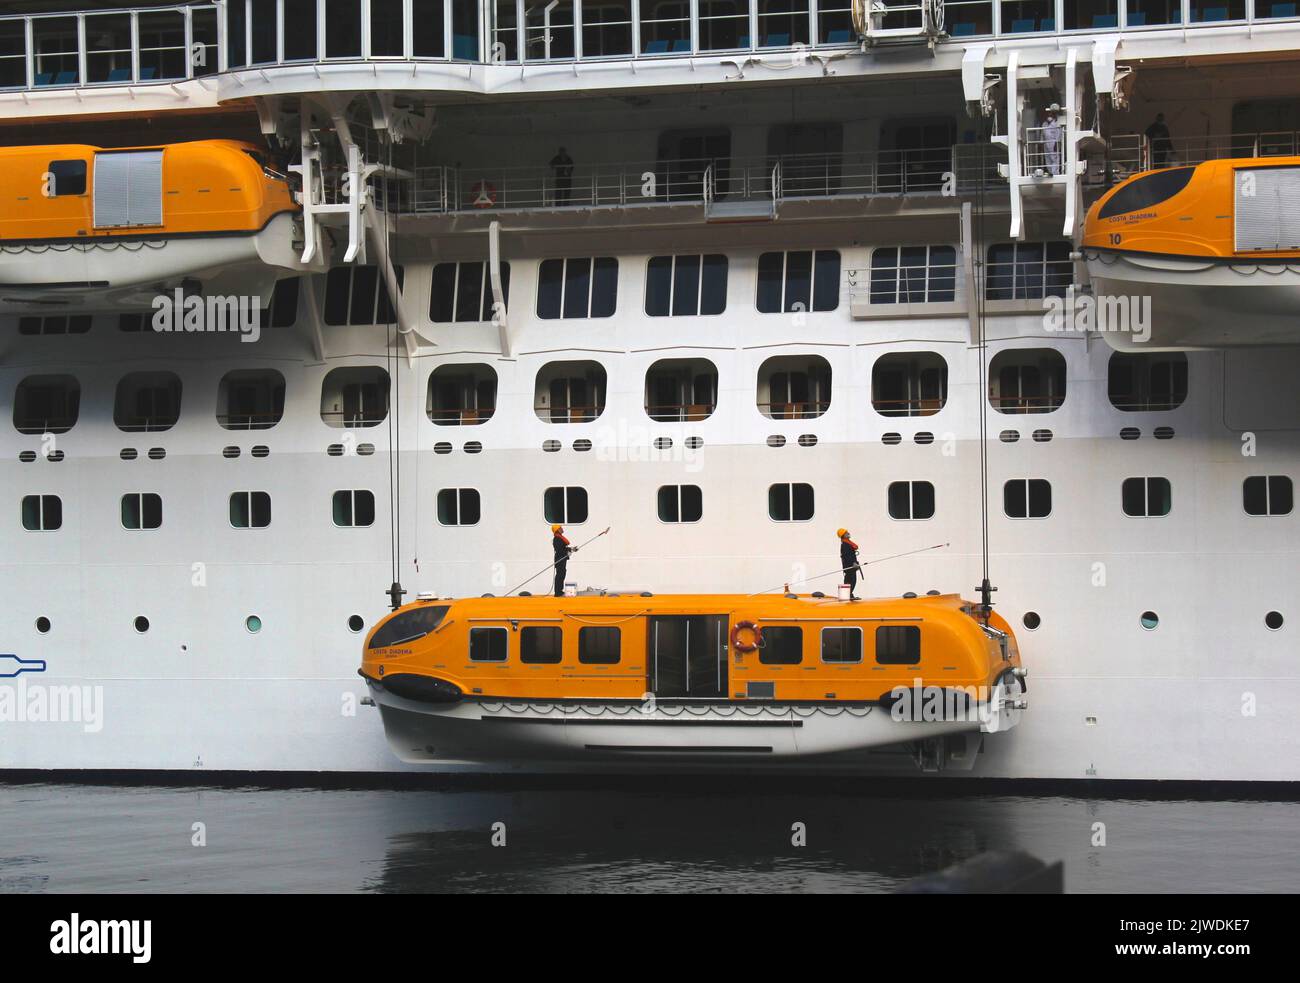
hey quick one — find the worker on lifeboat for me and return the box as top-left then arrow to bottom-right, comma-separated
551,524 -> 576,597
838,528 -> 862,600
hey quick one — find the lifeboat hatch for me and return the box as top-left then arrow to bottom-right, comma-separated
649,615 -> 728,699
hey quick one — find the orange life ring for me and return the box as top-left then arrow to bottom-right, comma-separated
731,620 -> 762,653
469,181 -> 497,208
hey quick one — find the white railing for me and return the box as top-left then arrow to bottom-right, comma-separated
1108,130 -> 1300,175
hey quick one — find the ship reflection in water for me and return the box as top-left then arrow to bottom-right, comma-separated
1,782 -> 1297,894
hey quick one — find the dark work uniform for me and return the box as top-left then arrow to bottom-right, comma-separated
1145,119 -> 1172,168
553,533 -> 573,597
840,538 -> 861,599
550,151 -> 574,205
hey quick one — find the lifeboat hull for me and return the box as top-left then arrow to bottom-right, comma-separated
0,212 -> 310,314
367,678 -> 1024,768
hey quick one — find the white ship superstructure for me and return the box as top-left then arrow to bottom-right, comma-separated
2,0 -> 1298,778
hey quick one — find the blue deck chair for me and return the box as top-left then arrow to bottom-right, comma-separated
827,29 -> 853,42
671,39 -> 691,52
1011,18 -> 1036,31
1128,10 -> 1147,23
951,21 -> 978,35
452,34 -> 476,59
644,39 -> 670,53
140,65 -> 157,80
763,33 -> 790,46
739,34 -> 751,46
1201,6 -> 1228,19
1271,1 -> 1296,12
53,71 -> 77,85
1093,13 -> 1118,26
35,72 -> 53,86
107,68 -> 131,83
1041,17 -> 1055,28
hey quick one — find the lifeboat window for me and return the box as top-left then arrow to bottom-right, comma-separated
1003,479 -> 1052,519
645,254 -> 728,317
229,492 -> 272,529
887,481 -> 935,521
437,488 -> 481,526
1122,477 -> 1172,517
872,352 -> 948,417
768,483 -> 815,522
544,487 -> 588,525
21,495 -> 62,532
578,626 -> 621,664
469,626 -> 509,662
758,626 -> 803,665
428,364 -> 497,426
1108,352 -> 1188,412
821,626 -> 862,663
431,262 -> 512,323
537,257 -> 618,320
658,485 -> 703,523
368,606 -> 449,649
756,250 -> 840,313
121,493 -> 163,530
758,355 -> 832,421
875,625 -> 920,666
1098,167 -> 1195,221
47,160 -> 87,197
869,246 -> 957,304
333,490 -> 376,527
985,241 -> 1071,300
521,626 -> 564,664
1243,476 -> 1293,516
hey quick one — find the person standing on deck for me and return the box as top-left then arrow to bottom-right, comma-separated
549,147 -> 575,205
552,524 -> 576,597
1042,111 -> 1063,176
838,528 -> 862,600
1145,113 -> 1173,168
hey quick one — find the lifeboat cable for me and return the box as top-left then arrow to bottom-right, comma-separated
504,526 -> 612,597
973,156 -> 996,624
382,135 -> 405,612
748,542 -> 951,597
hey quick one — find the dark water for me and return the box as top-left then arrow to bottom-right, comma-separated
1,782 -> 1297,893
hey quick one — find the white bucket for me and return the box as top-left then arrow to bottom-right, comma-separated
563,581 -> 578,597
837,584 -> 851,601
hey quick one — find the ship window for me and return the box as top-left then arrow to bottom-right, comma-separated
757,355 -> 832,420
121,493 -> 163,530
645,358 -> 718,422
22,495 -> 62,531
944,1 -> 994,34
521,626 -> 563,664
872,352 -> 948,417
138,9 -> 188,80
278,0 -> 319,61
584,0 -> 634,56
985,242 -> 1071,300
544,487 -> 588,524
1125,0 -> 1180,25
0,21 -> 26,89
430,261 -> 511,323
414,0 -> 448,57
768,483 -> 815,521
989,349 -> 1066,414
999,0 -> 1052,32
114,372 -> 182,433
641,0 -> 692,52
1190,0 -> 1245,21
875,625 -> 920,665
492,0 -> 520,60
94,150 -> 163,229
759,625 -> 803,665
1266,611 -> 1284,631
821,626 -> 862,663
437,488 -> 481,526
18,315 -> 92,336
428,364 -> 497,425
870,247 -> 957,304
756,0 -> 811,46
888,481 -> 935,520
368,0 -> 405,56
368,605 -> 449,648
218,369 -> 285,430
658,485 -> 703,523
697,0 -> 748,51
13,375 -> 81,435
32,17 -> 79,86
261,279 -> 300,329
230,491 -> 272,529
756,250 -> 840,313
326,0 -> 363,57
536,257 -> 618,319
1098,167 -> 1194,220
1243,476 -> 1293,516
1004,479 -> 1052,519
1108,352 -> 1188,412
579,625 -> 621,664
321,367 -> 390,429
322,266 -> 404,326
535,361 -> 607,423
333,490 -> 376,527
469,626 -> 508,662
47,160 -> 87,197
1122,477 -> 1172,517
645,254 -> 728,316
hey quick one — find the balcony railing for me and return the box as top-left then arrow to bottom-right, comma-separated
646,403 -> 717,422
1108,130 -> 1300,175
392,147 -> 1003,215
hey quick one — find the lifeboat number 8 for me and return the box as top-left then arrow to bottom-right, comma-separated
731,620 -> 762,653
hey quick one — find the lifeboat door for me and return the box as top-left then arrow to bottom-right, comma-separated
648,616 -> 728,700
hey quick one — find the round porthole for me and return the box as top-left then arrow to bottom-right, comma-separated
1140,611 -> 1159,630
1266,611 -> 1284,631
35,616 -> 51,634
245,615 -> 263,634
1022,612 -> 1041,631
348,615 -> 365,633
134,616 -> 150,634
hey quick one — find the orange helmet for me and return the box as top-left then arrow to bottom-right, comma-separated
551,524 -> 563,534
837,528 -> 849,538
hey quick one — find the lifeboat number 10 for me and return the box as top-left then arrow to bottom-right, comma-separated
1108,233 -> 1122,245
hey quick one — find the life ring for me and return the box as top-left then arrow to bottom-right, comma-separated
731,620 -> 762,653
469,181 -> 497,208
